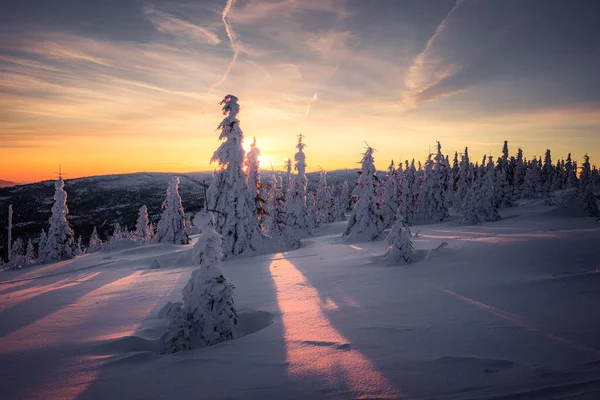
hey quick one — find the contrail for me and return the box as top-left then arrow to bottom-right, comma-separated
208,0 -> 243,93
404,0 -> 466,92
304,92 -> 319,119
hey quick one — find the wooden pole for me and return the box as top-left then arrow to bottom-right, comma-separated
8,204 -> 12,261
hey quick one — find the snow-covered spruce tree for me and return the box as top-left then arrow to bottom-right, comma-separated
582,182 -> 600,217
520,159 -> 541,199
8,238 -> 25,269
87,226 -> 103,253
553,159 -> 565,191
25,238 -> 36,266
565,153 -> 578,189
513,148 -> 525,196
206,95 -> 272,256
456,147 -> 472,204
381,208 -> 415,265
42,177 -> 74,263
579,154 -> 592,195
343,146 -> 385,241
334,181 -> 349,221
245,137 -> 265,222
460,181 -> 480,224
285,135 -> 311,236
381,160 -> 399,228
315,170 -> 335,224
306,192 -> 319,229
541,149 -> 554,195
160,212 -> 236,354
155,177 -> 190,245
135,205 -> 153,243
415,143 -> 448,223
264,171 -> 300,249
111,223 -> 124,241
495,168 -> 514,208
37,229 -> 47,263
400,160 -> 418,224
593,165 -> 600,188
478,165 -> 501,222
284,158 -> 292,192
74,236 -> 85,256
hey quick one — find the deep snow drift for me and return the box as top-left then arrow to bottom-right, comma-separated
1,201 -> 600,399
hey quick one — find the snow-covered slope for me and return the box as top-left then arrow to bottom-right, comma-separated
1,203 -> 599,399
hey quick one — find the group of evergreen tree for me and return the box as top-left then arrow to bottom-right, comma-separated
4,175 -> 192,270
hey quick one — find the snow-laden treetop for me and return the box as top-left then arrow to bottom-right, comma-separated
211,94 -> 244,170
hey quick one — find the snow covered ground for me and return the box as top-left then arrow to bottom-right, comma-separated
1,201 -> 600,400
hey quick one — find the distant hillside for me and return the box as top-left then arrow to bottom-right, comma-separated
0,180 -> 17,188
0,169 -> 359,261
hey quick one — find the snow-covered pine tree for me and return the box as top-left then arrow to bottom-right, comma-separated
306,192 -> 319,229
42,177 -> 74,263
415,142 -> 448,223
111,222 -> 124,241
592,165 -> 600,188
513,148 -> 525,195
315,170 -> 334,224
285,135 -> 311,236
284,158 -> 292,192
334,181 -> 349,221
400,160 -> 417,224
457,147 -> 472,205
25,238 -> 36,265
460,180 -> 480,224
245,137 -> 265,222
521,158 -> 541,199
541,149 -> 554,195
343,146 -> 385,241
381,160 -> 399,228
478,164 -> 501,222
87,226 -> 103,253
264,171 -> 301,249
8,237 -> 25,269
495,168 -> 514,208
74,235 -> 84,256
160,212 -> 236,354
553,159 -> 565,191
582,182 -> 600,217
135,205 -> 153,243
565,153 -> 578,189
579,154 -> 592,194
206,95 -> 272,256
37,229 -> 47,263
432,142 -> 449,220
381,208 -> 415,265
155,177 -> 190,245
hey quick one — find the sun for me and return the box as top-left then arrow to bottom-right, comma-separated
258,154 -> 273,169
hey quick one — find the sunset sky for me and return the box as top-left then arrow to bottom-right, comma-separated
1,0 -> 599,183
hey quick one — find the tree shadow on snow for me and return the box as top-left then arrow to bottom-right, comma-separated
76,257 -> 294,400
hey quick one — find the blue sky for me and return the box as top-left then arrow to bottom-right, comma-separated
1,0 -> 599,181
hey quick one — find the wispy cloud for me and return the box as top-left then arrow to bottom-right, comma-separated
144,6 -> 221,45
401,0 -> 467,109
208,0 -> 244,93
304,92 -> 318,119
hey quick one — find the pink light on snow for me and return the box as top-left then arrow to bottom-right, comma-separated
1,271 -> 145,354
0,272 -> 101,312
270,254 -> 402,398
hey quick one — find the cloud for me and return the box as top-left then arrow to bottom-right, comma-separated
304,92 -> 318,119
208,0 -> 245,93
144,6 -> 221,45
399,0 -> 469,110
306,30 -> 360,61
